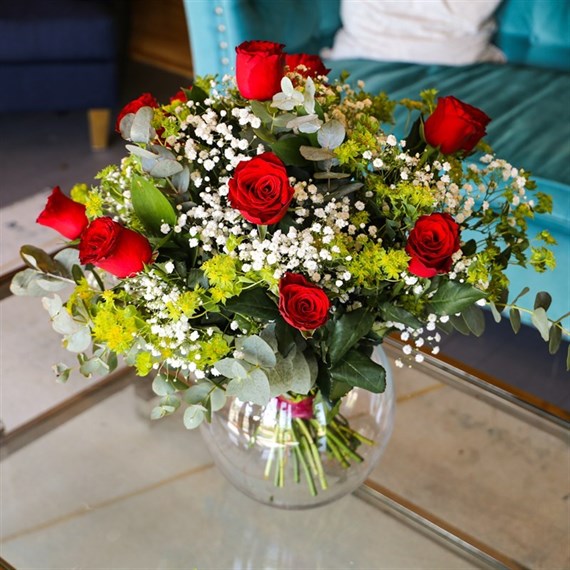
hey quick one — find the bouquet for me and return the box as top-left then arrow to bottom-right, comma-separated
12,40 -> 566,498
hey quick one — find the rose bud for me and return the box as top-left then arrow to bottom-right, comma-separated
115,92 -> 159,133
36,186 -> 89,240
235,40 -> 285,100
278,272 -> 330,331
286,53 -> 331,78
228,152 -> 294,225
405,213 -> 461,278
424,96 -> 491,155
170,87 -> 192,103
79,217 -> 153,278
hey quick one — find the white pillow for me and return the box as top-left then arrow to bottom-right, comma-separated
323,0 -> 505,65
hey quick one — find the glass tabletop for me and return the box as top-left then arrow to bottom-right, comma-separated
1,258 -> 569,569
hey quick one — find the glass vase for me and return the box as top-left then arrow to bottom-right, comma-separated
200,346 -> 395,509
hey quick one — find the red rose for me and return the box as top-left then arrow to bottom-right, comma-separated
235,40 -> 285,100
228,152 -> 294,225
79,217 -> 153,278
278,273 -> 330,331
424,96 -> 491,155
286,53 -> 330,78
406,213 -> 461,278
115,92 -> 159,133
170,87 -> 191,103
36,186 -> 88,240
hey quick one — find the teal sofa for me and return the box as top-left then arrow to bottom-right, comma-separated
182,0 -> 570,323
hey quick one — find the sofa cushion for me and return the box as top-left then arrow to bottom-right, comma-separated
0,0 -> 116,62
494,0 -> 570,72
325,0 -> 504,66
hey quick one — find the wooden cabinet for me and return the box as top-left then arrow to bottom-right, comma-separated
129,0 -> 193,77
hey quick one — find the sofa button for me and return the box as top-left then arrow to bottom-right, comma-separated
220,41 -> 228,49
221,57 -> 230,65
218,24 -> 226,32
214,6 -> 223,15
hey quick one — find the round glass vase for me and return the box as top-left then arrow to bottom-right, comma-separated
200,346 -> 395,509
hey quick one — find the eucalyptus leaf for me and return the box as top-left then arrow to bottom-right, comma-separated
317,119 -> 345,150
313,171 -> 351,179
267,346 -> 312,398
171,166 -> 190,193
36,277 -> 69,292
125,144 -> 158,159
183,405 -> 206,429
299,146 -> 335,161
119,113 -> 135,140
489,301 -> 502,323
531,307 -> 550,341
53,363 -> 71,384
509,307 -> 521,334
131,174 -> 177,235
237,335 -> 276,368
130,106 -> 154,144
534,291 -> 552,311
330,349 -> 386,393
328,308 -> 376,366
548,325 -> 562,355
226,368 -> 270,406
51,310 -> 81,335
214,358 -> 248,379
427,281 -> 486,316
148,159 -> 184,178
152,374 -> 176,396
250,100 -> 274,125
20,245 -> 67,275
185,381 -> 212,404
79,356 -> 109,377
259,323 -> 279,351
42,294 -> 63,318
53,249 -> 81,273
64,327 -> 92,353
210,387 -> 226,412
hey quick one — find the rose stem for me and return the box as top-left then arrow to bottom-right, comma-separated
293,444 -> 317,496
295,418 -> 328,490
337,423 -> 375,446
292,441 -> 300,483
328,429 -> 364,463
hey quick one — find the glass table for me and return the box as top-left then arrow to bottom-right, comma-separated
1,269 -> 568,569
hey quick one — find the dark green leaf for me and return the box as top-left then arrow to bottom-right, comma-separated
330,349 -> 386,393
275,317 -> 296,357
224,287 -> 279,321
509,307 -> 521,334
450,315 -> 471,336
271,137 -> 309,167
512,287 -> 530,304
131,174 -> 177,235
379,302 -> 422,329
534,291 -> 552,311
548,325 -> 562,355
250,100 -> 274,125
316,364 -> 351,403
461,304 -> 486,337
252,127 -> 277,144
187,85 -> 208,104
427,281 -> 486,316
461,239 -> 477,257
328,308 -> 376,366
187,268 -> 208,289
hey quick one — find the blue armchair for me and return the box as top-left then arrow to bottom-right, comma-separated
182,0 -> 570,322
0,0 -> 127,149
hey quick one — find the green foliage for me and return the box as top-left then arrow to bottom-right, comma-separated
130,174 -> 177,235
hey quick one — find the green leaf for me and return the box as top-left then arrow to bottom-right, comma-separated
187,85 -> 208,104
250,100 -> 274,125
271,137 -> 309,167
531,307 -> 550,342
450,315 -> 471,336
130,106 -> 154,144
237,335 -> 276,368
131,174 -> 177,235
328,308 -> 376,366
548,325 -> 562,355
330,349 -> 386,393
509,308 -> 521,334
512,287 -> 530,304
64,328 -> 92,353
52,363 -> 71,384
226,368 -> 270,406
275,317 -> 296,357
427,281 -> 486,316
461,304 -> 486,337
379,302 -> 422,330
224,287 -> 279,321
534,291 -> 552,311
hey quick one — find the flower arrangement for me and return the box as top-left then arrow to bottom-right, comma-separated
12,40 -> 567,497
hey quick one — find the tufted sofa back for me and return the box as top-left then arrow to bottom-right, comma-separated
183,0 -> 570,77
